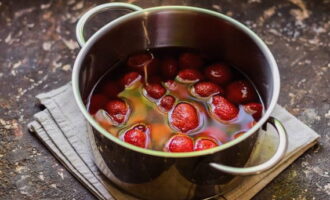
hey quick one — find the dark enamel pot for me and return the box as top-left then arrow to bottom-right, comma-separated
72,3 -> 288,200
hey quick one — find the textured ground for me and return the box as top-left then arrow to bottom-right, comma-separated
0,0 -> 329,199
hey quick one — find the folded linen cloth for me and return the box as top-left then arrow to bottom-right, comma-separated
28,83 -> 319,200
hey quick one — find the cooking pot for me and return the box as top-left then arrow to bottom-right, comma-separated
72,3 -> 287,200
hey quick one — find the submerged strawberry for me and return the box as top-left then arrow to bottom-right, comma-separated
164,80 -> 178,91
127,52 -> 158,75
123,129 -> 148,148
161,57 -> 179,79
127,53 -> 152,68
193,81 -> 224,97
211,95 -> 239,121
179,52 -> 203,69
204,63 -> 232,85
145,83 -> 166,99
105,99 -> 129,124
101,80 -> 124,98
160,95 -> 175,111
121,71 -> 141,87
170,103 -> 200,133
233,131 -> 245,139
194,137 -> 218,151
89,94 -> 108,114
177,69 -> 202,83
165,134 -> 194,152
226,80 -> 256,104
244,102 -> 263,120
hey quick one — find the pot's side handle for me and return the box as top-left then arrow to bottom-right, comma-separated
76,3 -> 143,47
210,117 -> 288,175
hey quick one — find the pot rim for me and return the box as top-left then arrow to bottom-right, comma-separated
72,5 -> 280,158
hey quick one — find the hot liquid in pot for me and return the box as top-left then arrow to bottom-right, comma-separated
87,47 -> 263,151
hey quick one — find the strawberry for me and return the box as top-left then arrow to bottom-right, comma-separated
194,137 -> 218,151
211,95 -> 239,121
160,95 -> 175,111
164,80 -> 178,91
121,71 -> 141,87
165,134 -> 194,152
226,80 -> 256,104
204,63 -> 232,85
197,127 -> 228,144
170,103 -> 200,133
177,69 -> 202,83
161,57 -> 178,79
105,99 -> 129,124
101,80 -> 124,98
127,53 -> 159,76
89,94 -> 108,114
145,83 -> 166,99
244,102 -> 263,120
179,52 -> 203,69
127,53 -> 152,68
233,131 -> 245,139
193,81 -> 224,97
123,129 -> 148,148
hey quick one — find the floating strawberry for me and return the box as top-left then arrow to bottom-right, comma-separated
176,69 -> 202,83
233,131 -> 245,139
121,71 -> 141,87
179,52 -> 203,69
226,80 -> 256,104
192,81 -> 224,98
244,102 -> 263,120
170,103 -> 200,133
159,95 -> 175,111
161,57 -> 178,79
210,95 -> 238,121
204,63 -> 232,85
194,137 -> 218,151
89,94 -> 108,114
165,134 -> 194,152
105,99 -> 129,124
144,83 -> 166,99
127,53 -> 152,68
101,80 -> 124,98
122,129 -> 148,148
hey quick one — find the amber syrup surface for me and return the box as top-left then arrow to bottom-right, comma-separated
88,47 -> 263,151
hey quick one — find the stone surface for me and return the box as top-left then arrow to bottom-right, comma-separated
0,0 -> 329,199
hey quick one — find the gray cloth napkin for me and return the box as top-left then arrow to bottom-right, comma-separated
28,83 -> 319,200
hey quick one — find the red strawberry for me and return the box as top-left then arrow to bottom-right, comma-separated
127,53 -> 158,75
194,137 -> 218,151
233,131 -> 245,139
145,83 -> 166,99
123,129 -> 148,148
165,134 -> 194,152
160,95 -> 175,111
179,52 -> 203,69
161,57 -> 178,79
101,80 -> 124,98
211,95 -> 238,121
121,71 -> 141,87
105,99 -> 129,124
89,94 -> 108,114
177,69 -> 202,83
226,80 -> 256,104
170,103 -> 200,133
164,80 -> 178,91
204,63 -> 232,85
127,53 -> 152,68
198,127 -> 228,144
244,103 -> 263,120
193,81 -> 224,97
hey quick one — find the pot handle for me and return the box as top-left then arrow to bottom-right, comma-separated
76,3 -> 143,47
210,117 -> 288,175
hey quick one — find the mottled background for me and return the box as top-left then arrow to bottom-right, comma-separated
0,0 -> 329,199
